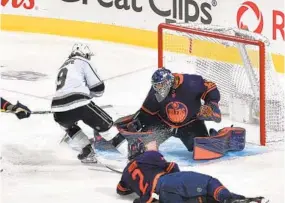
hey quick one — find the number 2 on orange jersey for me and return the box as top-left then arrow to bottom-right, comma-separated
131,169 -> 149,195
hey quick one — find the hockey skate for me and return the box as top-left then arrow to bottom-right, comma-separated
78,144 -> 97,164
225,196 -> 267,203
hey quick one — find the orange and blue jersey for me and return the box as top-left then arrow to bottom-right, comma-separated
155,171 -> 245,203
141,74 -> 220,128
116,151 -> 180,203
116,151 -> 244,203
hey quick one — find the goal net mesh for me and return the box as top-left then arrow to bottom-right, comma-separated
160,23 -> 284,145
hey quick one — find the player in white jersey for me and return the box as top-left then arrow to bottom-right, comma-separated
52,43 -> 128,162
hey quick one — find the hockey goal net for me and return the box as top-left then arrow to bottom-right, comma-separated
158,23 -> 284,146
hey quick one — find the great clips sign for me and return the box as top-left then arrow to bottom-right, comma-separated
1,0 -> 35,9
236,1 -> 284,41
62,0 -> 217,24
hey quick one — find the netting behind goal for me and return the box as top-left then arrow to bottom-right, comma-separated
158,23 -> 284,145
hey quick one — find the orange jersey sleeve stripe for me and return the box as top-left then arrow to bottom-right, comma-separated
146,162 -> 178,203
117,183 -> 129,192
166,162 -> 175,173
146,172 -> 166,203
201,86 -> 217,100
213,186 -> 225,201
141,106 -> 159,115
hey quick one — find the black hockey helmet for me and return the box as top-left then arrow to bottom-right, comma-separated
128,138 -> 146,161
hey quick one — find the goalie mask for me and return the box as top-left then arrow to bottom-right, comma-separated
151,68 -> 174,102
69,43 -> 94,60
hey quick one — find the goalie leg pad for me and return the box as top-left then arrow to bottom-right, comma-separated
193,127 -> 246,160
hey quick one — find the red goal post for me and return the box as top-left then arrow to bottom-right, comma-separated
157,23 -> 267,145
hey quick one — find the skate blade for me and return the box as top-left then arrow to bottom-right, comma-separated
80,152 -> 98,164
81,158 -> 98,164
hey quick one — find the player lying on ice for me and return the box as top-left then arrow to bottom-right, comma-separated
116,139 -> 266,203
110,67 -> 245,160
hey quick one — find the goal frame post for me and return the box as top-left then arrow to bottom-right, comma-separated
157,23 -> 266,146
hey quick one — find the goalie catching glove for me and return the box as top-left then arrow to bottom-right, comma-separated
197,102 -> 221,123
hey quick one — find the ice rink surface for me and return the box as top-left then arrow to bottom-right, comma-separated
0,31 -> 284,203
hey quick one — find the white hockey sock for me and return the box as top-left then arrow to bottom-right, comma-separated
64,130 -> 91,152
100,126 -> 119,141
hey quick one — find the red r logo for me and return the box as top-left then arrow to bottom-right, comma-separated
237,1 -> 263,33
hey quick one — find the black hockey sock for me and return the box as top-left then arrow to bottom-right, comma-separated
111,133 -> 126,148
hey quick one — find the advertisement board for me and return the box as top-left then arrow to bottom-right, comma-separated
0,0 -> 284,73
